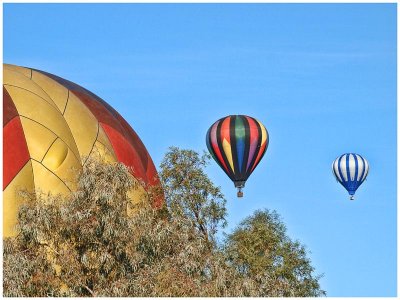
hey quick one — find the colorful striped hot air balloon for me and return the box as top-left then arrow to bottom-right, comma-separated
206,115 -> 269,197
332,153 -> 369,200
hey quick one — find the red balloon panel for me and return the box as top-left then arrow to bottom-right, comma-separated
3,87 -> 18,127
3,117 -> 30,189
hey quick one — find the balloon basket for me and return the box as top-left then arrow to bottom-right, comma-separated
234,181 -> 245,198
349,195 -> 355,200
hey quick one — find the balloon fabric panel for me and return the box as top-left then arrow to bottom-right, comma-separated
338,155 -> 347,182
62,91 -> 100,160
250,119 -> 268,173
3,117 -> 30,189
207,121 -> 231,176
221,116 -> 235,173
3,161 -> 34,237
3,87 -> 18,126
19,117 -> 58,162
234,116 -> 246,174
359,155 -> 369,182
101,123 -> 147,184
31,70 -> 69,112
246,116 -> 260,172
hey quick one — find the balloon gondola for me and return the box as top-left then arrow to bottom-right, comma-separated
332,153 -> 369,200
206,115 -> 268,197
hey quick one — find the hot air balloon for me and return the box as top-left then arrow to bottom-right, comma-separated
206,115 -> 269,197
3,64 -> 163,237
332,153 -> 369,200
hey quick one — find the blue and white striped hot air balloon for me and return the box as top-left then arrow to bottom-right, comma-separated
332,153 -> 369,200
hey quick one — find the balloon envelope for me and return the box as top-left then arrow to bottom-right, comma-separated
332,153 -> 369,200
206,115 -> 268,196
3,64 -> 163,237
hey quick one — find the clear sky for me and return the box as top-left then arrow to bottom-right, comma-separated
4,3 -> 397,297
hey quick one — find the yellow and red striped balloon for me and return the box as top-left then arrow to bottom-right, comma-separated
3,64 -> 163,237
206,115 -> 268,197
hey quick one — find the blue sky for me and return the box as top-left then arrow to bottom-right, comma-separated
4,3 -> 397,297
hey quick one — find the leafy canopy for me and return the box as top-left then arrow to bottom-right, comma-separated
3,148 -> 325,297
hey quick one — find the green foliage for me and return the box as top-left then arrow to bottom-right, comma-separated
159,147 -> 227,245
225,210 -> 325,297
3,148 -> 325,297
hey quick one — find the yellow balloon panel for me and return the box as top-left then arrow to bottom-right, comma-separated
42,138 -> 81,190
4,67 -> 56,109
4,63 -> 32,78
42,138 -> 69,170
126,183 -> 147,216
91,140 -> 117,163
31,160 -> 71,197
20,116 -> 58,162
3,161 -> 34,237
31,70 -> 69,113
63,92 -> 99,158
5,85 -> 81,161
96,124 -> 116,158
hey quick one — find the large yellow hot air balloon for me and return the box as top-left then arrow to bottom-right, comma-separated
3,64 -> 162,237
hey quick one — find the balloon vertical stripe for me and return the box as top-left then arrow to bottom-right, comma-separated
345,155 -> 351,183
349,155 -> 355,180
221,117 -> 235,173
258,119 -> 267,145
208,121 -> 230,174
353,154 -> 358,182
338,156 -> 347,182
216,118 -> 235,178
241,116 -> 251,175
235,116 -> 246,173
250,119 -> 268,173
333,159 -> 341,182
229,116 -> 239,176
205,128 -> 215,160
246,116 -> 259,172
356,155 -> 364,181
362,159 -> 369,181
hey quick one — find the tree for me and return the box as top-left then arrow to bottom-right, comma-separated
159,147 -> 227,246
4,158 -> 143,296
225,209 -> 326,297
3,156 -> 231,297
3,148 -> 325,297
